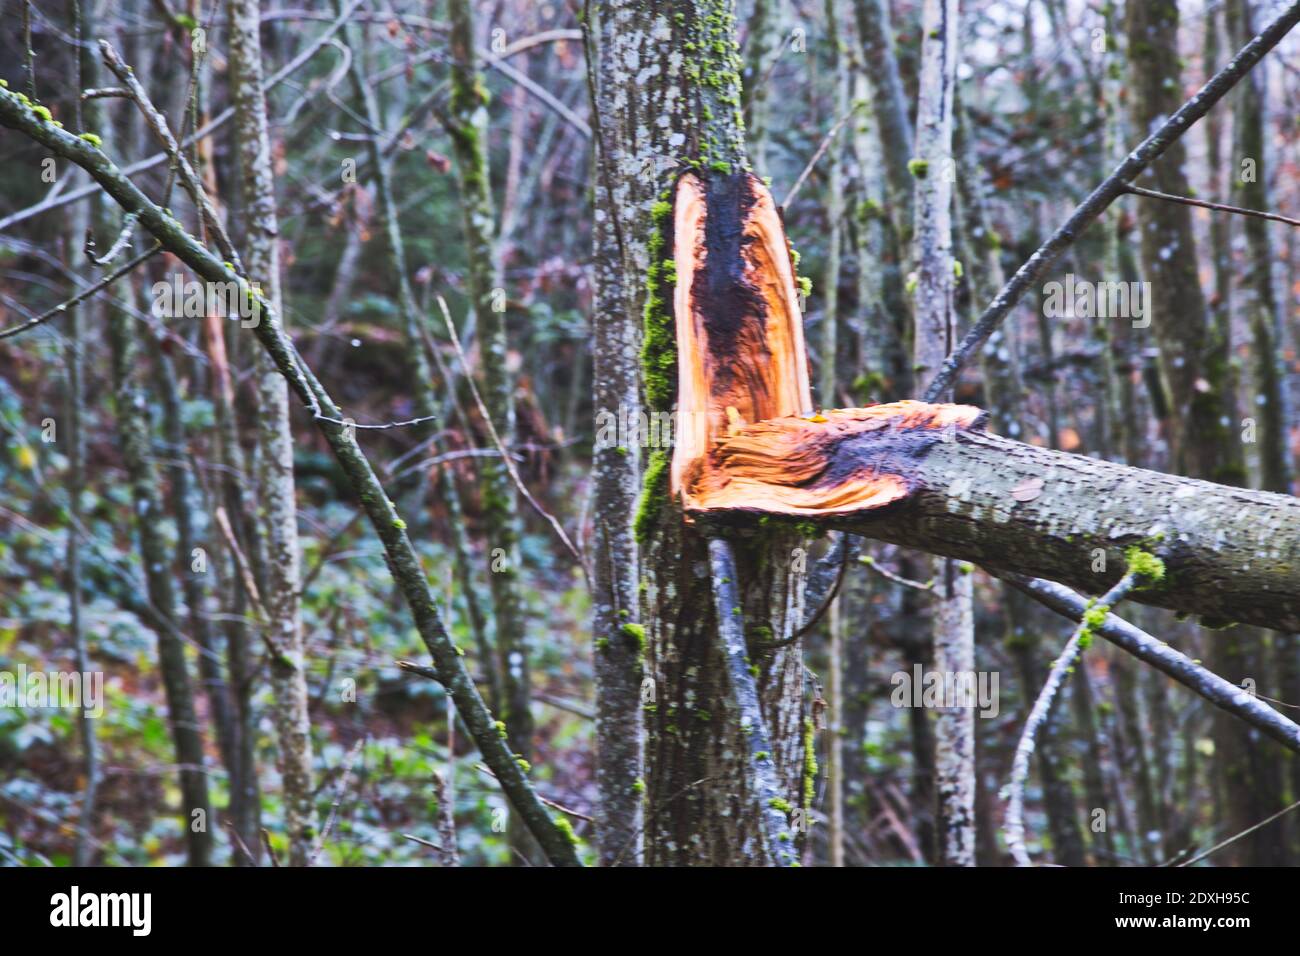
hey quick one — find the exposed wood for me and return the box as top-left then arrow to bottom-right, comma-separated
670,171 -> 812,505
689,401 -> 982,515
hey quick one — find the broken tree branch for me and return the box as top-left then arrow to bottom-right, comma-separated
688,402 -> 1300,632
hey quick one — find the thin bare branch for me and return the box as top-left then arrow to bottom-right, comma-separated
1121,182 -> 1300,228
436,296 -> 588,574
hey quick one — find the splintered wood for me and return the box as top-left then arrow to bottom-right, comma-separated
670,170 -> 984,520
670,171 -> 811,501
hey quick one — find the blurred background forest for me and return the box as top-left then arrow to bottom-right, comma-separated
1,0 -> 1299,867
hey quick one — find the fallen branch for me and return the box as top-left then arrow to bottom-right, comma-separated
688,402 -> 1300,632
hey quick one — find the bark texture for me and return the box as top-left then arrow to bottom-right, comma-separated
588,0 -> 645,865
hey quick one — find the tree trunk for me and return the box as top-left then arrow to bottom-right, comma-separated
956,91 -> 1082,867
587,0 -> 646,865
100,14 -> 214,868
64,173 -> 97,868
229,0 -> 316,865
910,0 -> 974,867
445,0 -> 535,793
1226,0 -> 1299,860
592,0 -> 815,866
852,0 -> 915,251
742,0 -> 779,173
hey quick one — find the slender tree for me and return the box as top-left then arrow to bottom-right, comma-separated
910,0 -> 974,867
229,0 -> 316,865
586,0 -> 646,866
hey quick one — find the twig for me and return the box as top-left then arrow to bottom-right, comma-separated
88,212 -> 140,266
858,554 -> 934,591
537,794 -> 594,824
781,108 -> 857,209
314,412 -> 438,431
401,662 -> 594,719
1173,798 -> 1300,867
1004,572 -> 1139,866
469,763 -> 593,824
401,833 -> 444,851
923,0 -> 1300,402
224,820 -> 260,867
1121,183 -> 1300,228
774,534 -> 852,647
310,737 -> 366,866
388,447 -> 517,482
436,295 -> 587,573
299,510 -> 366,594
81,87 -> 131,100
0,244 -> 158,341
213,506 -> 269,625
260,829 -> 281,867
534,692 -> 595,720
479,50 -> 591,139
396,659 -> 441,682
